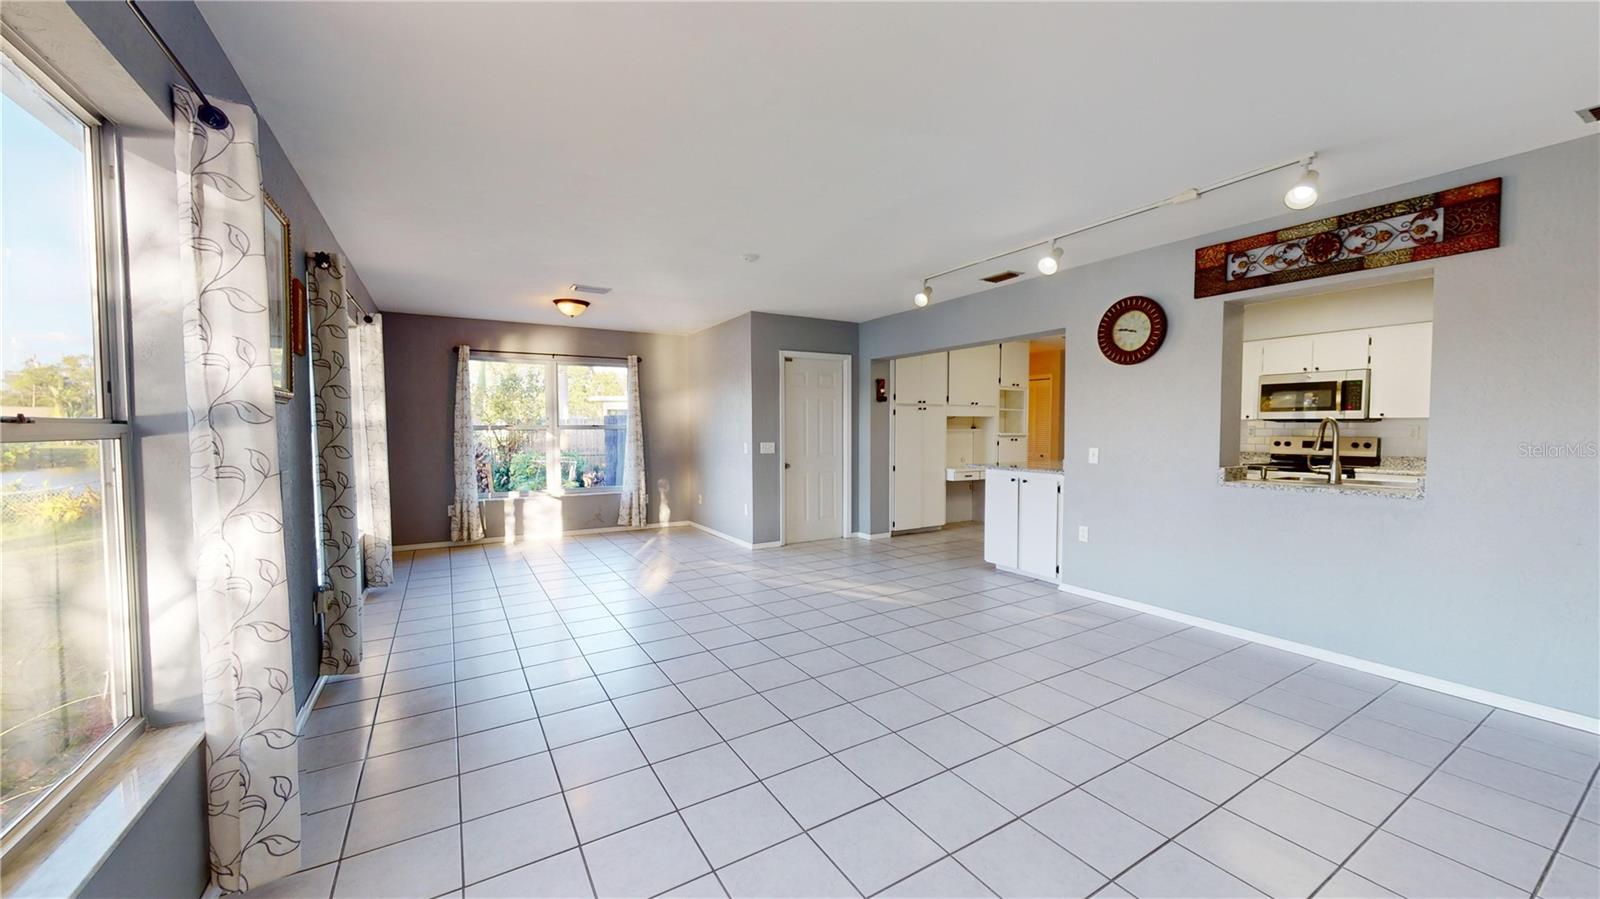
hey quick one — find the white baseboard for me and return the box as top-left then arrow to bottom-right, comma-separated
294,674 -> 329,735
688,521 -> 780,550
1058,581 -> 1600,735
395,519 -> 690,552
852,531 -> 890,540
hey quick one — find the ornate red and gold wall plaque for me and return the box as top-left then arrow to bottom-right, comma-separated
1194,178 -> 1501,298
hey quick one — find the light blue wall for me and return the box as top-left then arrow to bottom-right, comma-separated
858,136 -> 1600,718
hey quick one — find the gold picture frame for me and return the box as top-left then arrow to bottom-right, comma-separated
264,191 -> 293,400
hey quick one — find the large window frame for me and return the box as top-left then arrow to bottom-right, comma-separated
469,353 -> 630,498
0,32 -> 143,857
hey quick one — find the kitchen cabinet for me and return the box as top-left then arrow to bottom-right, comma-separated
1240,341 -> 1264,419
999,341 -> 1029,389
997,435 -> 1026,466
1256,335 -> 1314,376
891,405 -> 947,531
1254,332 -> 1371,375
891,352 -> 948,406
1311,330 -> 1370,371
1368,322 -> 1432,418
983,472 -> 1019,567
983,469 -> 1061,581
948,345 -> 1000,408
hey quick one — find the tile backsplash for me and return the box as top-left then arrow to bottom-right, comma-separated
1241,418 -> 1428,458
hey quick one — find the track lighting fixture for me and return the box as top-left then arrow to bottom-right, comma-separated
913,152 -> 1319,308
1037,242 -> 1064,275
1284,157 -> 1320,210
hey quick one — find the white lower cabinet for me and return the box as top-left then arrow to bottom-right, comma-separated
983,469 -> 1061,581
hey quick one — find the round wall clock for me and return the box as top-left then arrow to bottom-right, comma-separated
1097,295 -> 1167,365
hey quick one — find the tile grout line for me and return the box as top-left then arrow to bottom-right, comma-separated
1525,757 -> 1599,899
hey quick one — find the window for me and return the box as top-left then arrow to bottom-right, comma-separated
0,42 -> 136,838
468,357 -> 628,494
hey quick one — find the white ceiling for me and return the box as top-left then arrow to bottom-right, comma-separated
198,2 -> 1598,333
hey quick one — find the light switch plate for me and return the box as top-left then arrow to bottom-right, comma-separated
1078,526 -> 1090,543
1088,448 -> 1099,464
759,442 -> 775,454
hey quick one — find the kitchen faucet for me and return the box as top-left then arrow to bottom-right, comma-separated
1309,417 -> 1343,485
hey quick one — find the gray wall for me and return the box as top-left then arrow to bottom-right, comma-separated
688,314 -> 754,543
78,741 -> 208,899
382,313 -> 698,545
857,136 -> 1600,718
749,313 -> 861,544
68,0 -> 376,712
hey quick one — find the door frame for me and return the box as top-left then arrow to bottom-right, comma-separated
777,350 -> 853,546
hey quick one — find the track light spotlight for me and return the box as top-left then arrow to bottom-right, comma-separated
1037,243 -> 1064,275
914,283 -> 931,307
1284,159 -> 1320,210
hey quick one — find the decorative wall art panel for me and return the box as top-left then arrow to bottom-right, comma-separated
1194,178 -> 1501,298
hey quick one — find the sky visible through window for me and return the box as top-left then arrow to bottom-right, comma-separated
2,52 -> 96,380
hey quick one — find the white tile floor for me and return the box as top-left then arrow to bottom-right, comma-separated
250,524 -> 1600,899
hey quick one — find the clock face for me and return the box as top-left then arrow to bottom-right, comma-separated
1097,296 -> 1167,364
1113,311 -> 1152,351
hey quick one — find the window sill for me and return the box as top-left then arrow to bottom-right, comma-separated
1,721 -> 204,899
481,489 -> 623,500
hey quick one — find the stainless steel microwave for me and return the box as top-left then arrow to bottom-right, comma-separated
1257,369 -> 1370,420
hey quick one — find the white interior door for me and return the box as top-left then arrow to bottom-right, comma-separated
785,356 -> 846,543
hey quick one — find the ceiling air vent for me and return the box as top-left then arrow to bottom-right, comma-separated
1578,105 -> 1600,124
980,270 -> 1023,284
569,283 -> 612,295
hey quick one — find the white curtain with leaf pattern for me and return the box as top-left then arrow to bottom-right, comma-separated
310,255 -> 363,673
353,313 -> 394,585
451,346 -> 485,542
617,355 -> 647,527
174,86 -> 301,894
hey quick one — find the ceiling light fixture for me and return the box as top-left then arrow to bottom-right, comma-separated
553,298 -> 591,318
912,152 -> 1317,307
1284,156 -> 1320,210
1037,242 -> 1064,275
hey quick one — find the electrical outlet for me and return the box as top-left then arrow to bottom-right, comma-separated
1088,448 -> 1099,464
743,442 -> 749,455
743,503 -> 749,517
697,494 -> 703,505
759,442 -> 775,454
1078,526 -> 1089,543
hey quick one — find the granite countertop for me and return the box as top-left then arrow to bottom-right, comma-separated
985,463 -> 1064,476
1219,465 -> 1426,501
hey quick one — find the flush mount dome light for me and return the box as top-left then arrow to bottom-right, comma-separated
1284,160 -> 1321,210
553,298 -> 591,318
1037,242 -> 1064,275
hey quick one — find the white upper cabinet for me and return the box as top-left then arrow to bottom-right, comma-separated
1368,322 -> 1432,418
892,352 -> 948,405
1310,330 -> 1371,371
948,345 -> 1000,408
999,341 -> 1029,389
1255,330 -> 1370,374
1241,341 -> 1264,419
1257,335 -> 1315,375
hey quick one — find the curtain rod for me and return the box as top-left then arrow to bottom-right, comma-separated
456,347 -> 640,363
125,0 -> 230,131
